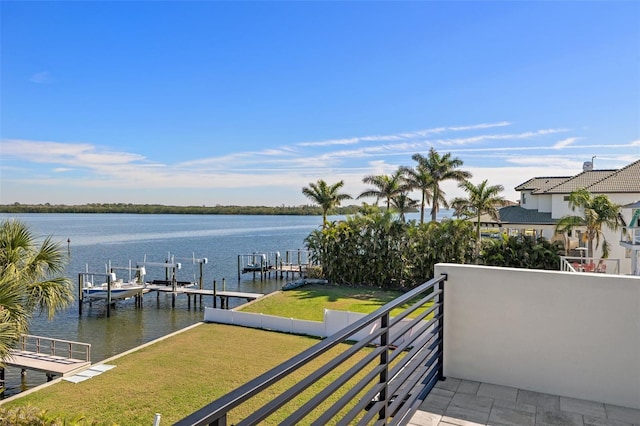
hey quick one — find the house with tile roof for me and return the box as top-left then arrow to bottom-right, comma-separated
486,159 -> 640,273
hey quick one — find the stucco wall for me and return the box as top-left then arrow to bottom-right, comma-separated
436,263 -> 640,409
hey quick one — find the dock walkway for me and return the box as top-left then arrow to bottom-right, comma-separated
2,335 -> 91,382
145,284 -> 263,309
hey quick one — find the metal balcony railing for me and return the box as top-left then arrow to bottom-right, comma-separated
175,274 -> 447,426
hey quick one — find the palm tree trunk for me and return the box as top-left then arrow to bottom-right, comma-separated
475,217 -> 481,264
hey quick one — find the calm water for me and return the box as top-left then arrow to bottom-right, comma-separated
0,213 -> 327,396
0,211 -> 450,396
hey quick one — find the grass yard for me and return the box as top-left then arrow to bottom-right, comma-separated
240,284 -> 432,321
2,285 -> 422,425
2,324 -> 375,425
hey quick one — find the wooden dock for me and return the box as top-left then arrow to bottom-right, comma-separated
237,250 -> 313,281
145,284 -> 263,309
2,335 -> 91,383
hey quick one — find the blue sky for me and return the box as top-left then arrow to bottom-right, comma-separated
1,1 -> 639,206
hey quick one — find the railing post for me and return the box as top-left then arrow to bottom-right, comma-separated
437,273 -> 447,382
378,311 -> 390,421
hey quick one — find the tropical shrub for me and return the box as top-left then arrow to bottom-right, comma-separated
305,213 -> 476,288
481,235 -> 563,270
407,219 -> 476,282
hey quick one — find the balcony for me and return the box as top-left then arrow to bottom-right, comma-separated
179,264 -> 640,425
621,227 -> 640,249
408,263 -> 639,426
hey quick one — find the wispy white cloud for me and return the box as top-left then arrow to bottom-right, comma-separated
30,71 -> 51,83
553,137 -> 580,149
297,121 -> 513,147
1,140 -> 150,171
505,156 -> 585,169
2,120 -> 636,206
437,129 -> 569,146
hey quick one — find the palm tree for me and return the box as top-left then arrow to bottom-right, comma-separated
400,163 -> 433,224
391,192 -> 419,222
455,179 -> 507,260
555,188 -> 621,259
0,219 -> 74,362
357,170 -> 407,210
302,179 -> 352,227
411,148 -> 472,222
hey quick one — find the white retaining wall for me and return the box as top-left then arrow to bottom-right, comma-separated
203,308 -> 431,347
435,263 -> 640,409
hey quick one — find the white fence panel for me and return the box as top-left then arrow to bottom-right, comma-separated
264,316 -> 295,333
233,311 -> 263,328
204,308 -> 234,324
205,307 -> 431,345
291,319 -> 325,337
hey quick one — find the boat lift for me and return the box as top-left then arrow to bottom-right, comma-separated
138,253 -> 208,307
77,271 -> 117,317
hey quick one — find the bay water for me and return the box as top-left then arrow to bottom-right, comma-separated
0,213 -> 326,396
0,211 -> 450,396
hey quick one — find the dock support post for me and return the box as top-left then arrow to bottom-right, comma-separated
106,273 -> 112,318
213,280 -> 217,308
78,274 -> 83,316
237,255 -> 241,281
199,262 -> 204,305
171,265 -> 177,308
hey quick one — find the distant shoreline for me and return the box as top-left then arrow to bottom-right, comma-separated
0,203 -> 365,216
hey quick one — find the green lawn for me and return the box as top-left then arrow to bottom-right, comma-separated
2,324 -> 375,425
2,285 -> 422,425
240,284 -> 431,320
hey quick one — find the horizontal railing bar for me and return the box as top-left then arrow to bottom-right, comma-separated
176,275 -> 447,426
21,334 -> 91,348
295,363 -> 386,426
240,344 -> 386,426
388,299 -> 441,337
336,382 -> 387,426
281,346 -> 387,425
389,321 -> 440,368
387,289 -> 442,327
359,395 -> 386,425
388,311 -> 441,363
388,359 -> 440,426
388,338 -> 441,397
388,344 -> 440,404
311,367 -> 385,426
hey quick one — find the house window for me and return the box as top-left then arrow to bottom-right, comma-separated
521,193 -> 526,205
563,196 -> 570,201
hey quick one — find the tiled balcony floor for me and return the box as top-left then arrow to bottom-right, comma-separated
409,377 -> 640,426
